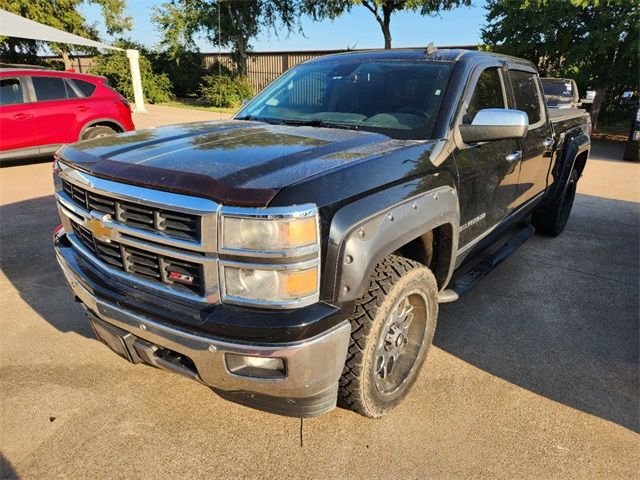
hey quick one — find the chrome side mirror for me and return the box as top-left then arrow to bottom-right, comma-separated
459,108 -> 529,143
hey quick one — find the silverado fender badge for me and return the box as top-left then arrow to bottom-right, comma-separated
85,213 -> 117,242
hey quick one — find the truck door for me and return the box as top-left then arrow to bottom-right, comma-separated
507,68 -> 554,206
454,65 -> 522,249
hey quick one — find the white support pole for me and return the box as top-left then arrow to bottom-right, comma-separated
126,49 -> 147,113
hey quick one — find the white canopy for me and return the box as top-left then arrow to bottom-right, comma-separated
0,9 -> 146,113
0,9 -> 121,50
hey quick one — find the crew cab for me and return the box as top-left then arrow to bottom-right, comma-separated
52,49 -> 591,418
0,67 -> 134,162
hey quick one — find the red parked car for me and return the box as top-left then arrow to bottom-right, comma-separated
0,67 -> 135,162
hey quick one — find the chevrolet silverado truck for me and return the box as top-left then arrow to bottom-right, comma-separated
52,49 -> 591,418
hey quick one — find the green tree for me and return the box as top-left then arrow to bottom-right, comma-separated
91,40 -> 174,103
304,1 -> 471,49
153,0 -> 299,77
482,0 -> 639,127
0,0 -> 132,65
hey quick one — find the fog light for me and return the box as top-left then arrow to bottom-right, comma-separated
225,353 -> 286,379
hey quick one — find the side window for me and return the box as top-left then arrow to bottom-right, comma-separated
0,78 -> 25,105
463,67 -> 505,124
71,79 -> 96,97
32,76 -> 70,102
509,70 -> 542,125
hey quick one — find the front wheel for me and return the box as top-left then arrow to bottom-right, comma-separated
532,169 -> 579,236
338,255 -> 438,418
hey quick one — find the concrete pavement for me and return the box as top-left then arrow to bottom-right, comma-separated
131,104 -> 234,130
0,136 -> 638,478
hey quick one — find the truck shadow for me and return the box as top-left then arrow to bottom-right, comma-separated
0,194 -> 94,339
1,193 -> 638,432
0,452 -> 19,480
435,192 -> 639,433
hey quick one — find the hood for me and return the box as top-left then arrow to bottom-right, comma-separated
57,120 -> 415,207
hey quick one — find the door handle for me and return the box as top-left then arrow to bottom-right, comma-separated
12,113 -> 32,120
542,137 -> 554,148
506,151 -> 522,162
76,106 -> 89,112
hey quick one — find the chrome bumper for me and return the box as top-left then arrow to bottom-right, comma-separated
55,247 -> 351,417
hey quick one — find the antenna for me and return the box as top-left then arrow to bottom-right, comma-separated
425,42 -> 437,55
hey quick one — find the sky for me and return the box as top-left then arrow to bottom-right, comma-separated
80,1 -> 488,52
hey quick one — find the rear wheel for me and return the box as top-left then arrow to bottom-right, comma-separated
532,169 -> 579,236
82,125 -> 118,140
338,255 -> 438,418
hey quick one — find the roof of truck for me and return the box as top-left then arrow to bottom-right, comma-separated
304,48 -> 536,69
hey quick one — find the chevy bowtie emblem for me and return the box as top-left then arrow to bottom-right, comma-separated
85,214 -> 117,242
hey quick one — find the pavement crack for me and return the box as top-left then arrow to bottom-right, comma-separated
520,256 -> 639,287
299,417 -> 304,448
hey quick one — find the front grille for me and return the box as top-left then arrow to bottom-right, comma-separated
63,180 -> 200,242
70,221 -> 203,295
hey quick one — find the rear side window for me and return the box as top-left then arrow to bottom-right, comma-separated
509,70 -> 543,125
32,76 -> 67,101
32,76 -> 81,102
72,79 -> 97,97
0,78 -> 25,105
464,68 -> 506,124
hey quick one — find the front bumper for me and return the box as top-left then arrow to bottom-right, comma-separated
55,236 -> 351,418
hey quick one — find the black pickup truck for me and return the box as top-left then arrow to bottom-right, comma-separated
52,49 -> 591,418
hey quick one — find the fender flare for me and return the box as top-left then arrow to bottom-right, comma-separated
543,133 -> 590,206
323,184 -> 459,303
78,118 -> 127,141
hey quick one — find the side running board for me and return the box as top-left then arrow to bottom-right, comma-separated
438,223 -> 536,303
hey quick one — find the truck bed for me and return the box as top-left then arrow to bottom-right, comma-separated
548,107 -> 590,123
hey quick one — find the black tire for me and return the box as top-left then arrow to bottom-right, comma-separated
338,254 -> 438,418
623,141 -> 639,162
82,125 -> 118,140
532,169 -> 579,237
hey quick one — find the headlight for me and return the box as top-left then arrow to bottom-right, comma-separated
220,205 -> 318,254
222,264 -> 319,303
219,204 -> 321,307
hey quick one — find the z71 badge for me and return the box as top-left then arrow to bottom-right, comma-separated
167,271 -> 194,285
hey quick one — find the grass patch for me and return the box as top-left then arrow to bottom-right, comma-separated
160,98 -> 239,115
593,120 -> 630,144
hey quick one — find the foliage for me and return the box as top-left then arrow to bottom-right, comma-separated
482,0 -> 639,126
199,71 -> 253,108
304,1 -> 471,49
152,1 -> 300,76
0,0 -> 131,62
91,41 -> 174,104
150,48 -> 207,97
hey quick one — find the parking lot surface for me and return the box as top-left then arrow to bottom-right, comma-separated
1,127 -> 638,478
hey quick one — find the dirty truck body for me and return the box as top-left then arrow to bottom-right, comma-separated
53,49 -> 591,418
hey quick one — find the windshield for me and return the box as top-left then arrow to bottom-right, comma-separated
237,60 -> 453,140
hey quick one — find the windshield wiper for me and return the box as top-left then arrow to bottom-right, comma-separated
236,115 -> 282,125
281,118 -> 359,130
